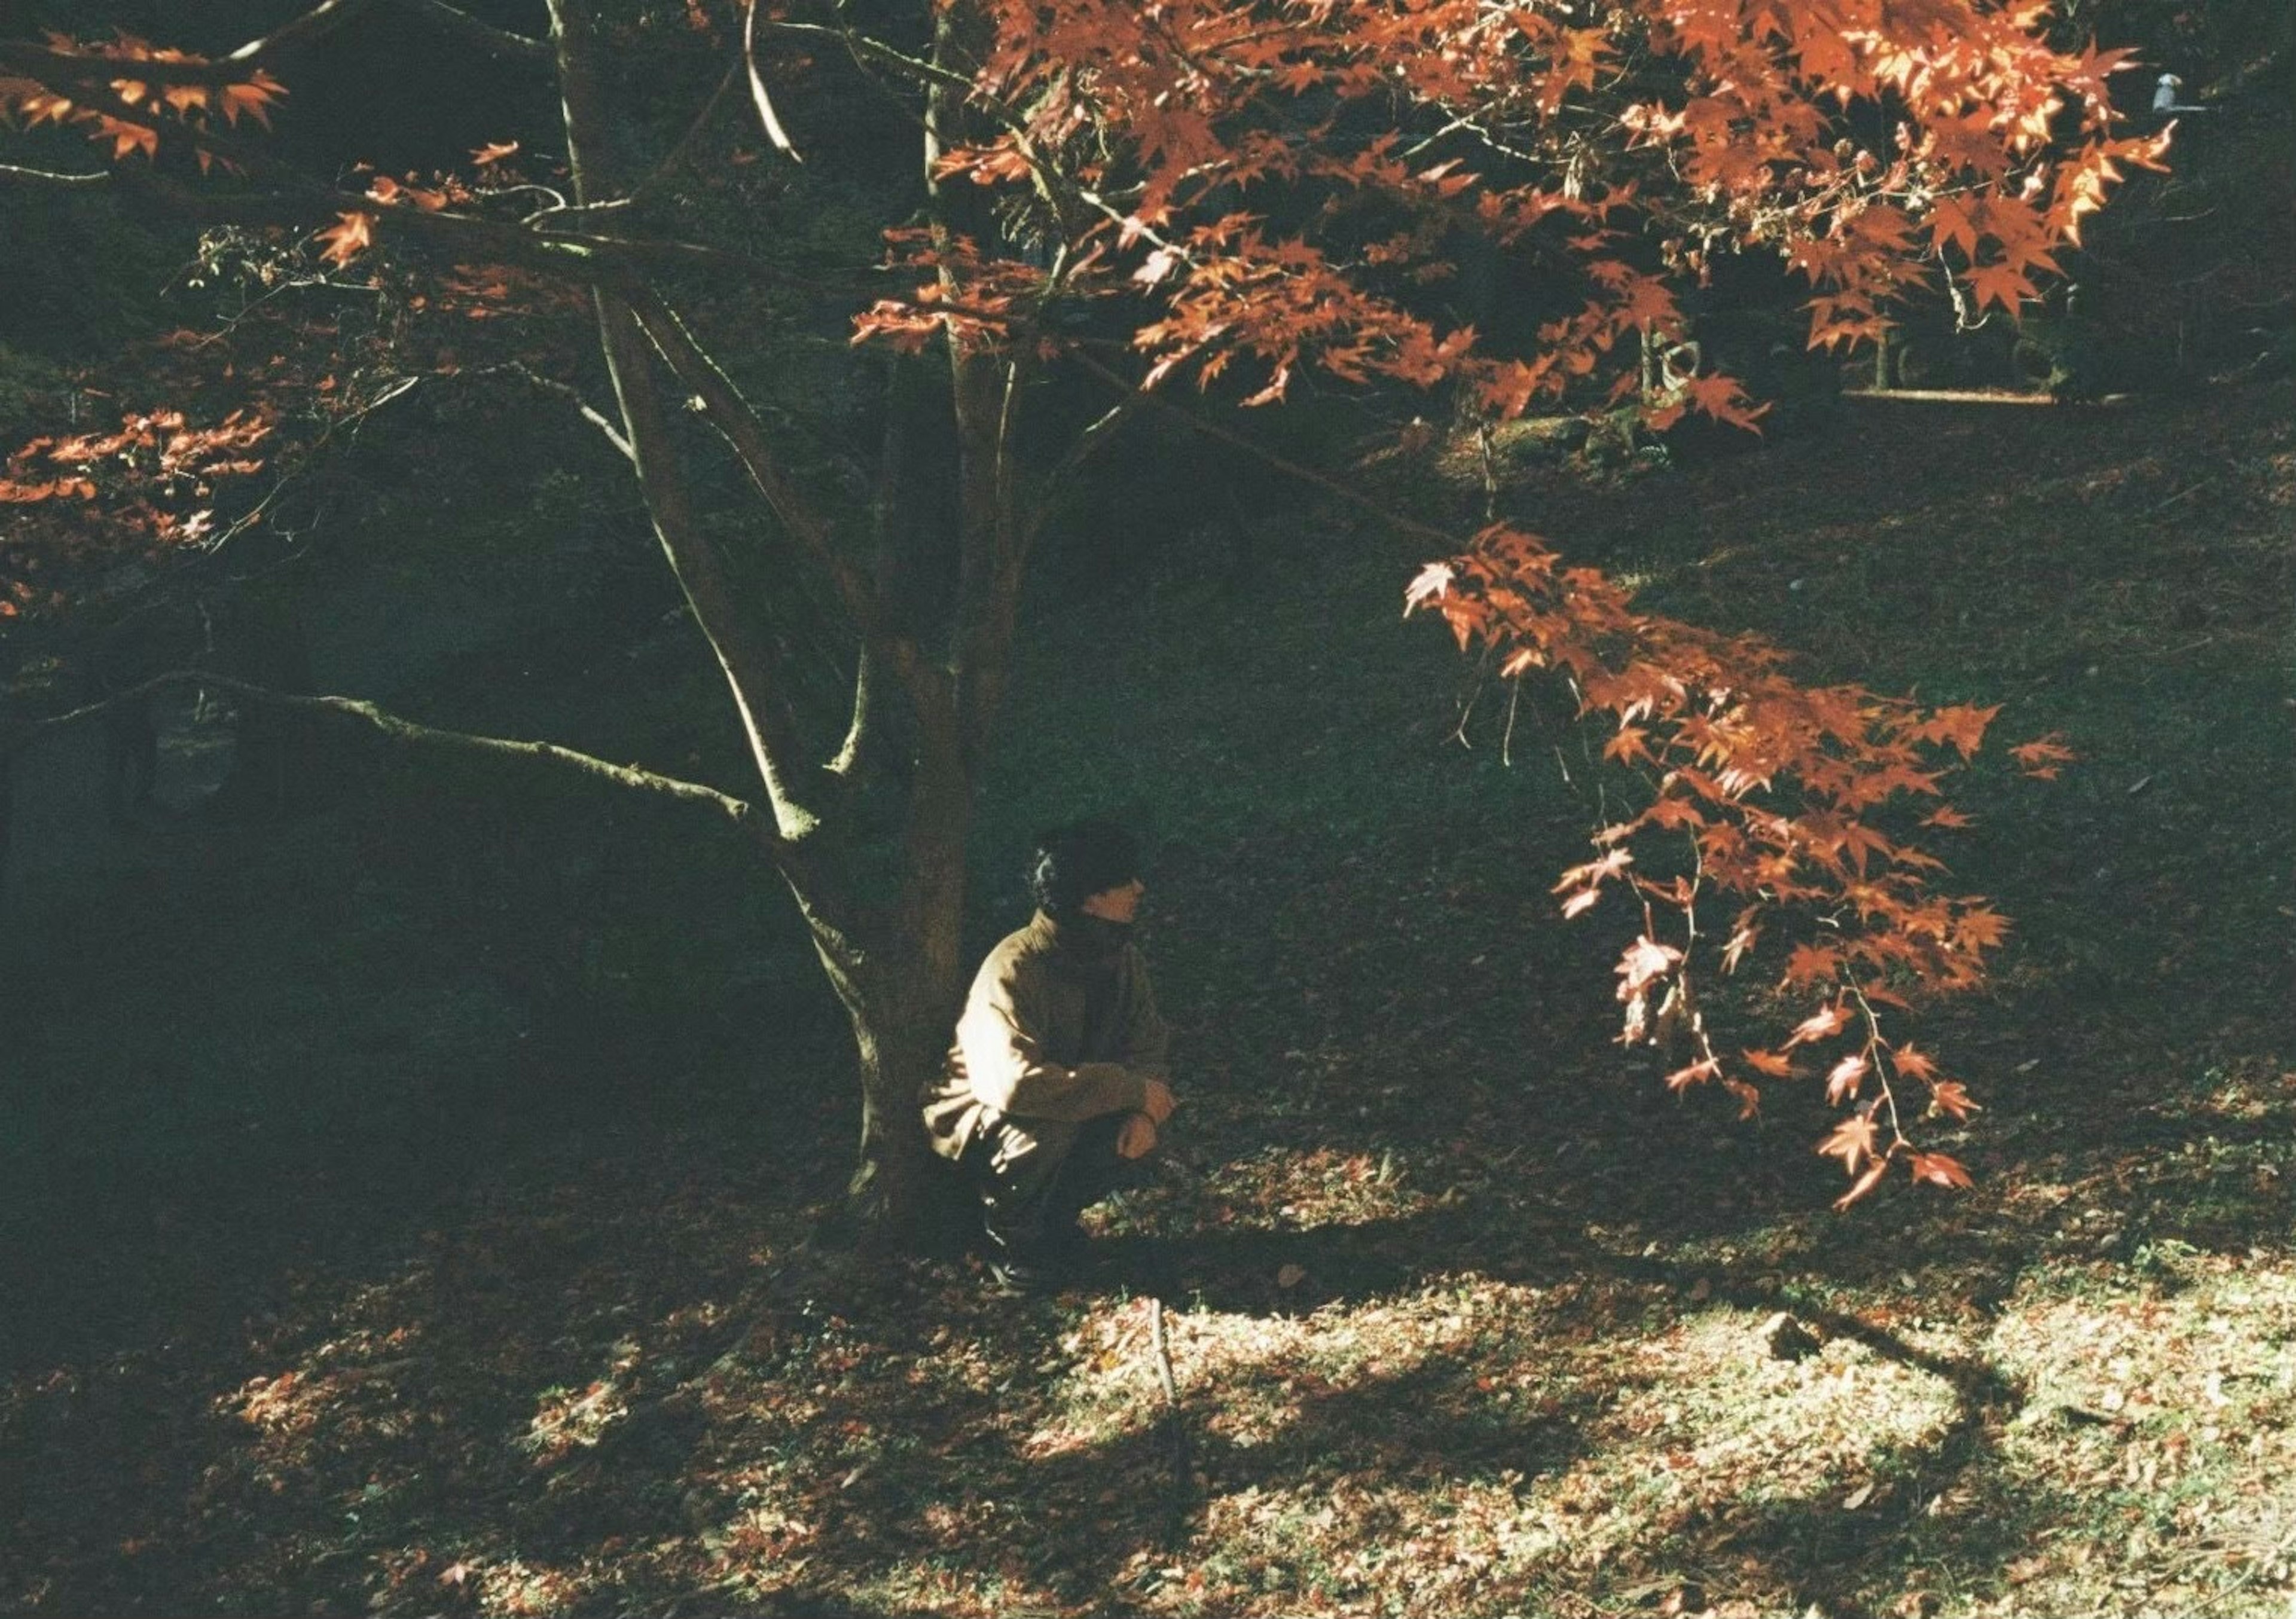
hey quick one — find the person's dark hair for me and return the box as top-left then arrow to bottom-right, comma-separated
1027,820 -> 1140,917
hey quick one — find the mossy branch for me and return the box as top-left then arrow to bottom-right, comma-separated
1,671 -> 795,865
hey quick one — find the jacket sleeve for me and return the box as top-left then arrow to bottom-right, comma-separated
957,955 -> 1149,1123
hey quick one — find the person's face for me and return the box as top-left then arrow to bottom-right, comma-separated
1080,876 -> 1144,924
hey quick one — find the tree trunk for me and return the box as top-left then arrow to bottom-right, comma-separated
831,949 -> 966,1250
841,663 -> 976,1242
541,0 -> 1024,1254
810,734 -> 972,1248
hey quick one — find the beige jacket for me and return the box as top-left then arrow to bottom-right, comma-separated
922,911 -> 1171,1174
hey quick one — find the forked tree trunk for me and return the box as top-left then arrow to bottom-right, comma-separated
545,0 -> 1027,1251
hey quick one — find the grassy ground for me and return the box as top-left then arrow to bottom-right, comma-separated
1,378 -> 2291,1618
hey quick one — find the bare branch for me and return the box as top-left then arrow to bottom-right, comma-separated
0,161 -> 110,187
742,0 -> 804,162
954,354 -> 1029,758
396,203 -> 1019,317
548,0 -> 828,844
119,154 -> 860,295
227,0 -> 392,64
0,2 -> 386,87
0,671 -> 795,864
469,362 -> 635,460
764,19 -> 1087,248
829,358 -> 909,783
758,20 -> 973,97
0,0 -> 542,85
395,0 -> 552,61
754,19 -> 927,133
623,64 -> 740,210
827,647 -> 875,781
1071,348 -> 1459,546
621,286 -> 950,787
1022,383 -> 1150,550
593,289 -> 828,836
621,285 -> 873,629
20,121 -> 996,329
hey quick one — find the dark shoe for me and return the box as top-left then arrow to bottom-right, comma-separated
982,1221 -> 1089,1296
984,1252 -> 1055,1296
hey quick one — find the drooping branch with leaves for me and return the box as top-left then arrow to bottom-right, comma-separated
2,0 -> 2156,1220
1403,527 -> 2073,1205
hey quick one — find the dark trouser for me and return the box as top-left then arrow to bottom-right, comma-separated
966,1113 -> 1134,1257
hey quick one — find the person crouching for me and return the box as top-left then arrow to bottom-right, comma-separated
923,820 -> 1177,1290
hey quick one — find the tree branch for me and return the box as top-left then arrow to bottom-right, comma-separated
621,285 -> 872,629
0,672 -> 795,863
551,0 -> 828,847
595,286 -> 826,838
11,112 -> 1009,328
759,20 -> 974,97
954,354 -> 1029,760
468,362 -> 635,460
0,5 -> 381,89
622,63 -> 740,211
226,0 -> 393,64
628,283 -> 980,796
1070,348 -> 1460,546
0,161 -> 110,187
1021,380 -> 1150,551
0,0 -> 544,86
4,76 -> 803,292
114,155 -> 848,296
393,0 -> 552,61
398,201 -> 1019,319
622,289 -> 942,789
829,355 -> 914,783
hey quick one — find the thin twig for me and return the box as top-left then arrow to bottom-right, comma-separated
394,0 -> 551,60
2143,479 -> 2211,516
624,64 -> 740,210
227,0 -> 391,64
0,0 -> 384,86
472,362 -> 634,460
1070,350 -> 1457,547
1146,1298 -> 1193,1510
0,163 -> 110,187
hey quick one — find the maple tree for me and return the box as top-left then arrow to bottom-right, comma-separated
1,0 -> 2158,1223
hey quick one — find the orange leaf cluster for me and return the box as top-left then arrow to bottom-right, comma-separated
1409,522 -> 2041,1202
0,404 -> 277,619
0,32 -> 282,172
895,0 -> 2160,433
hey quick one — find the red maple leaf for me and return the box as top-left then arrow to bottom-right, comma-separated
1907,1151 -> 1974,1190
1785,1003 -> 1852,1047
1816,1115 -> 1877,1172
1614,934 -> 1683,999
315,211 -> 375,268
1927,1080 -> 1981,1121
